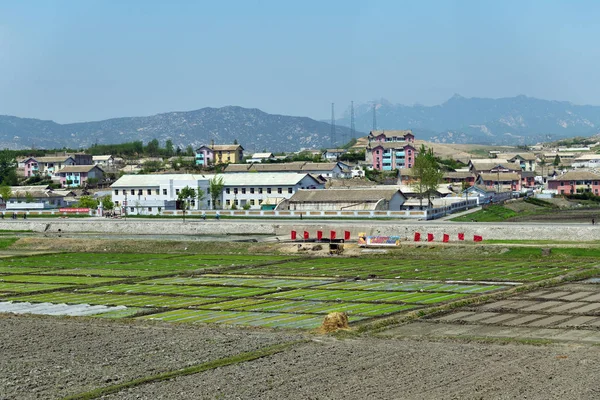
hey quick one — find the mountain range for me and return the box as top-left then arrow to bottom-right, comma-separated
3,95 -> 600,152
338,94 -> 600,145
0,107 -> 356,153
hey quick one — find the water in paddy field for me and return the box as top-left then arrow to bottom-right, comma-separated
0,301 -> 125,316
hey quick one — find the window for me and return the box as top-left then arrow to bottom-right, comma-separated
226,188 -> 230,194
158,207 -> 162,212
122,190 -> 127,195
259,188 -> 263,194
163,189 -> 167,195
267,188 -> 271,194
147,189 -> 152,195
234,188 -> 238,194
138,190 -> 142,195
130,189 -> 135,195
226,199 -> 231,205
234,199 -> 239,206
114,190 -> 118,195
241,188 -> 246,194
130,207 -> 134,212
250,199 -> 255,205
148,207 -> 152,212
175,189 -> 180,195
259,199 -> 263,204
155,189 -> 159,195
250,187 -> 254,194
191,200 -> 195,206
114,201 -> 119,206
288,188 -> 292,194
277,188 -> 282,194
207,200 -> 211,208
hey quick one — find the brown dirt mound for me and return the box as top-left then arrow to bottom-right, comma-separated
318,312 -> 349,333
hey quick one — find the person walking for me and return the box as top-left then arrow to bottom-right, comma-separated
593,218 -> 596,225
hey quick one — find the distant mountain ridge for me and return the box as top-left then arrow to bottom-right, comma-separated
0,106 -> 358,152
337,95 -> 600,145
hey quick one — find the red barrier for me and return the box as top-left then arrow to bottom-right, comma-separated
303,231 -> 309,240
317,231 -> 323,241
344,231 -> 351,241
427,233 -> 434,242
443,234 -> 449,243
291,231 -> 297,240
414,232 -> 421,242
458,233 -> 465,241
330,230 -> 336,240
474,235 -> 483,242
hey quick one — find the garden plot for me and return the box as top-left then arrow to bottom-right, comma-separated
261,288 -> 468,304
199,298 -> 416,317
38,268 -> 175,278
137,309 -> 338,329
83,283 -> 277,298
318,281 -> 505,293
0,266 -> 54,275
0,274 -> 124,285
0,282 -> 75,293
141,276 -> 334,289
380,281 -> 600,344
233,258 -> 581,282
6,292 -> 223,308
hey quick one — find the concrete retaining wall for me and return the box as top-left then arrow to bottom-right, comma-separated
0,219 -> 597,242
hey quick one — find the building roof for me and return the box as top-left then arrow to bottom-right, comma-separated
59,165 -> 104,173
111,174 -> 203,187
288,188 -> 403,203
506,153 -> 537,161
521,171 -> 536,178
197,144 -> 244,152
549,171 -> 600,181
92,155 -> 113,161
250,153 -> 274,159
224,162 -> 342,173
324,149 -> 346,153
36,156 -> 74,163
443,171 -> 475,179
369,142 -> 416,150
8,189 -> 66,198
574,154 -> 600,161
478,172 -> 521,181
469,160 -> 521,171
369,130 -> 413,138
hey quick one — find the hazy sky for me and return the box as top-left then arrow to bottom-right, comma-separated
1,0 -> 600,123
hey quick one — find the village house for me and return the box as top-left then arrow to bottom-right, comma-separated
246,153 -> 275,163
547,171 -> 600,195
322,149 -> 347,161
195,143 -> 244,166
57,165 -> 104,188
2,185 -> 74,210
475,172 -> 522,192
572,153 -> 600,169
93,155 -> 114,167
506,153 -> 538,171
34,156 -> 76,177
366,130 -> 416,171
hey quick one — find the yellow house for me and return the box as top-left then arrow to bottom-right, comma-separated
195,144 -> 244,165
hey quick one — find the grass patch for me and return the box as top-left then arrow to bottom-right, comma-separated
0,237 -> 18,249
62,340 -> 307,400
451,205 -> 517,222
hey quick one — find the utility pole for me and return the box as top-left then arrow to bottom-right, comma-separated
372,103 -> 377,132
330,103 -> 336,148
350,100 -> 356,142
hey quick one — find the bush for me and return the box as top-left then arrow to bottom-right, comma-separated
524,197 -> 558,208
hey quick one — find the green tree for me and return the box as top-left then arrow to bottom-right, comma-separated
77,195 -> 99,209
0,150 -> 18,186
553,154 -> 561,167
0,185 -> 12,205
411,145 -> 443,207
209,175 -> 224,209
196,186 -> 206,207
146,139 -> 160,156
25,192 -> 34,203
101,196 -> 114,211
165,139 -> 174,157
185,145 -> 194,156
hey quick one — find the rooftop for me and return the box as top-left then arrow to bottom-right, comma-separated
288,188 -> 403,203
549,171 -> 600,181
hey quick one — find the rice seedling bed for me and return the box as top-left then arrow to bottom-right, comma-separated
318,281 -> 506,293
260,288 -> 469,304
137,309 -> 336,329
198,298 -> 417,317
233,258 -> 582,282
38,268 -> 175,278
0,282 -> 75,293
0,267 -> 54,275
140,276 -> 334,289
83,284 -> 277,298
3,292 -> 222,308
92,307 -> 147,318
0,275 -> 124,285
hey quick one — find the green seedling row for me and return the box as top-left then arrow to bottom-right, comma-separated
0,275 -> 124,285
199,298 -> 416,317
4,292 -> 222,308
137,309 -> 338,329
83,284 -> 276,298
92,307 -> 147,319
0,282 -> 75,293
38,268 -> 176,278
261,288 -> 468,304
0,267 -> 54,274
141,276 -> 334,289
318,281 -> 505,293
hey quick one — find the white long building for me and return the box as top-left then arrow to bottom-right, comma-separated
110,173 -> 323,215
